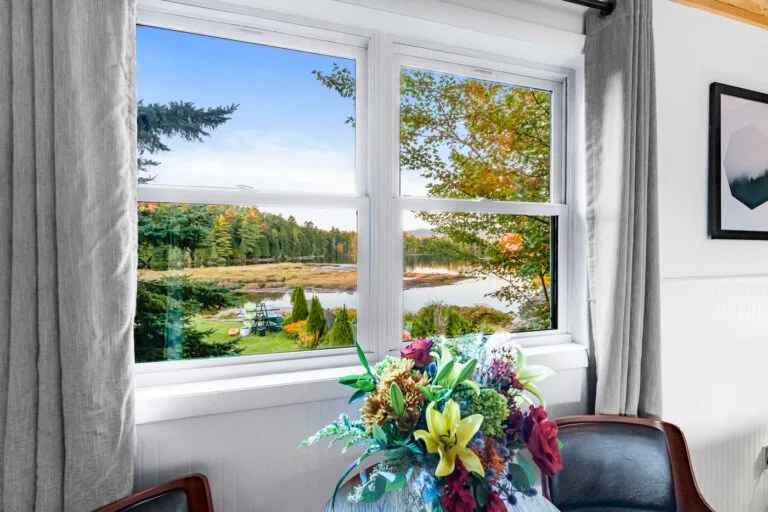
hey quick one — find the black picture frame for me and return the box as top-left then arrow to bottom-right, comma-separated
709,82 -> 768,240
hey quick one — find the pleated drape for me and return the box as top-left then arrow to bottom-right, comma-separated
0,1 -> 137,509
585,0 -> 663,418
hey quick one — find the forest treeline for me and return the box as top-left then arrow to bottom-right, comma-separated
138,203 -> 357,270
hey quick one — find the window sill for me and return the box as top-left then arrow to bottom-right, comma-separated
135,342 -> 588,425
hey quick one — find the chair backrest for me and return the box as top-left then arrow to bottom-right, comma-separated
95,474 -> 213,512
543,415 -> 713,512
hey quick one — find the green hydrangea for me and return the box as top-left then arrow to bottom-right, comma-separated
374,355 -> 400,377
454,388 -> 509,437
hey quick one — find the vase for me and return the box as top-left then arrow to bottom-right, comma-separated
321,471 -> 560,511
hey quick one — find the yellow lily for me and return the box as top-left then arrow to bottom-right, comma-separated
413,400 -> 484,477
511,344 -> 555,407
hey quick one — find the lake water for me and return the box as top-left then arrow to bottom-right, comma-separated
243,257 -> 519,314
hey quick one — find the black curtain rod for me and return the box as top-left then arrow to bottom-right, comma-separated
561,0 -> 616,16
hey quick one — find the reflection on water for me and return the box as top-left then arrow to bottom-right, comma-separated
403,254 -> 468,274
404,276 -> 516,313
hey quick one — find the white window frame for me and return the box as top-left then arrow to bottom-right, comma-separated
134,0 -> 579,389
135,4 -> 374,385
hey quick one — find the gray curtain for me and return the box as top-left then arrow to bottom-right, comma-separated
0,1 -> 137,510
585,0 -> 662,418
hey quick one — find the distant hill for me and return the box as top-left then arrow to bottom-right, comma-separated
405,228 -> 440,238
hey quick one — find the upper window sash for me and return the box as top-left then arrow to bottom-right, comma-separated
392,45 -> 567,205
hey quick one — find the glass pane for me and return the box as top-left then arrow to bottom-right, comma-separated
402,210 -> 554,340
399,67 -> 551,201
136,203 -> 358,363
136,26 -> 356,193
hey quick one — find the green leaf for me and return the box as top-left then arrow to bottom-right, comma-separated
390,382 -> 405,418
417,385 -> 436,402
385,468 -> 413,492
339,374 -> 368,385
558,439 -> 564,450
435,359 -> 455,385
524,382 -> 547,407
507,462 -> 533,490
474,478 -> 488,507
360,475 -> 386,502
348,389 -> 367,403
454,358 -> 477,385
358,379 -> 377,392
356,343 -> 372,376
372,423 -> 387,448
517,453 -> 536,488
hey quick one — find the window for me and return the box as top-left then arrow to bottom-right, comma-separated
134,5 -> 572,377
395,51 -> 567,344
135,15 -> 368,365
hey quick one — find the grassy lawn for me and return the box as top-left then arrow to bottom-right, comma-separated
138,262 -> 466,291
192,317 -> 301,355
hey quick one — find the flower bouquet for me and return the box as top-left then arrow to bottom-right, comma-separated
301,335 -> 564,511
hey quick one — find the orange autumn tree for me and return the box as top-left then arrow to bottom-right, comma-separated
315,67 -> 553,329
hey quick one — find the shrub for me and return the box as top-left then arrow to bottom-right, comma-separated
409,302 -> 512,338
307,295 -> 326,345
329,305 -> 355,346
291,286 -> 309,321
283,320 -> 312,346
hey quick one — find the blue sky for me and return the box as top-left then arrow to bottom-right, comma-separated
137,25 -> 356,151
137,25 -> 428,231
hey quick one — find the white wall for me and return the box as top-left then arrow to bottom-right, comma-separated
654,1 -> 768,510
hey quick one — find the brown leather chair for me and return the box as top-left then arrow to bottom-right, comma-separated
95,474 -> 213,512
543,415 -> 714,511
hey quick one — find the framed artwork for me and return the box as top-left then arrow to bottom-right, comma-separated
709,82 -> 768,240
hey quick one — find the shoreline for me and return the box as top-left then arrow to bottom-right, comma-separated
237,274 -> 474,295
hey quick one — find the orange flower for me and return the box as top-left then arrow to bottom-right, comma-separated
472,436 -> 506,483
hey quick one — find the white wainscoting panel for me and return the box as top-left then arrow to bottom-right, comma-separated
661,276 -> 768,512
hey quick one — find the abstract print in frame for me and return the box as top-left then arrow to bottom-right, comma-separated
709,82 -> 768,240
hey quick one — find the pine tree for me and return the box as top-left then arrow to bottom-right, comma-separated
329,306 -> 355,346
211,214 -> 233,265
307,296 -> 326,344
137,100 -> 238,182
240,209 -> 263,260
291,286 -> 309,321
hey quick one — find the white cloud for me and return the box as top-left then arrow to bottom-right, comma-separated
151,130 -> 356,195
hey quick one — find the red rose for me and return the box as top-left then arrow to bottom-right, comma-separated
522,406 -> 563,477
399,338 -> 434,368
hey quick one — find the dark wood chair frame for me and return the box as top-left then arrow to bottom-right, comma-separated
542,415 -> 715,512
95,473 -> 214,512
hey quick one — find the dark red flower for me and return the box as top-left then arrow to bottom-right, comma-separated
522,406 -> 563,477
505,409 -> 525,442
486,489 -> 507,512
399,338 -> 434,368
440,460 -> 476,512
